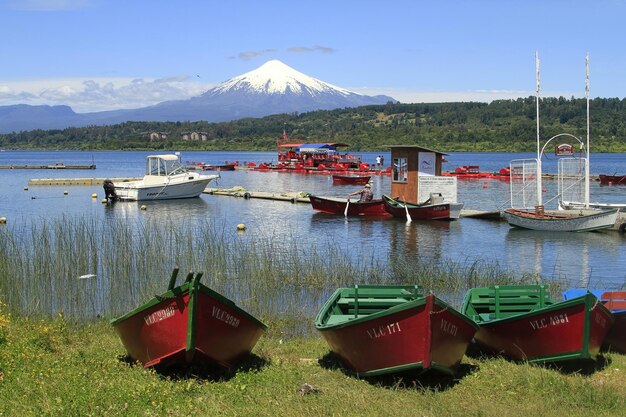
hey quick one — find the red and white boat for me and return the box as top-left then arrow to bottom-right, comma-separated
315,285 -> 478,376
309,195 -> 389,216
111,268 -> 267,369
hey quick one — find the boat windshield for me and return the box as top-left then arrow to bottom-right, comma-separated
146,156 -> 186,176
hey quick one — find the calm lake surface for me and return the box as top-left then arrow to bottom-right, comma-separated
1,150 -> 625,291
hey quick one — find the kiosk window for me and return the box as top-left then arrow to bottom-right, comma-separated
392,157 -> 408,182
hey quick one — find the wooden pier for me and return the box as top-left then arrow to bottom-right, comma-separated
204,187 -> 311,203
1,163 -> 96,170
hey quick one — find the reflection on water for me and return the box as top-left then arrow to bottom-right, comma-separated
504,228 -> 626,288
388,220 -> 450,260
104,197 -> 211,222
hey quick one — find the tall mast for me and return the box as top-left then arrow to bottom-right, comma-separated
585,53 -> 590,208
536,51 -> 542,207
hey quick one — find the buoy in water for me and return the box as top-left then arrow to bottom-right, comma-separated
23,186 -> 28,191
483,181 -> 488,189
101,199 -> 108,204
91,193 -> 98,199
237,223 -> 246,231
140,205 -> 147,210
0,217 -> 6,224
64,190 -> 69,195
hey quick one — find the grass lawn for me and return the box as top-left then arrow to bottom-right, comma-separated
0,313 -> 624,417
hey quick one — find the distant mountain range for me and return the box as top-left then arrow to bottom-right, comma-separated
0,60 -> 395,133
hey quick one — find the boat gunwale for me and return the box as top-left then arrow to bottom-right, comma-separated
110,281 -> 268,330
315,287 -> 477,331
381,194 -> 450,210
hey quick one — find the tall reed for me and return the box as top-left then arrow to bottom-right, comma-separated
0,215 -> 546,335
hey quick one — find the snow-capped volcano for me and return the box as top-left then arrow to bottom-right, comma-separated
210,59 -> 354,97
0,60 -> 395,132
195,60 -> 394,112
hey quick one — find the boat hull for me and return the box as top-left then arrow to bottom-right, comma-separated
332,175 -> 371,185
599,174 -> 626,185
469,294 -> 613,362
111,280 -> 266,369
559,200 -> 626,211
604,310 -> 626,353
114,176 -> 216,201
309,195 -> 388,216
503,208 -> 618,232
316,291 -> 477,376
382,195 -> 451,220
202,164 -> 236,171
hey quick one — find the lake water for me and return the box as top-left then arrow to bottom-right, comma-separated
1,150 -> 625,291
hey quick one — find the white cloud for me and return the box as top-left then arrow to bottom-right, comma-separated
0,77 -> 215,113
287,46 -> 335,54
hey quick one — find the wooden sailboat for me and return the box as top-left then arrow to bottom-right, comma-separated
503,53 -> 618,232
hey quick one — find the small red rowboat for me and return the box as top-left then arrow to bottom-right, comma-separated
315,285 -> 478,377
111,268 -> 267,369
599,174 -> 626,185
309,195 -> 389,216
382,195 -> 451,220
332,174 -> 371,185
202,163 -> 236,171
461,285 -> 613,363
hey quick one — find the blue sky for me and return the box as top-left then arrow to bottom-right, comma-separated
2,0 -> 626,112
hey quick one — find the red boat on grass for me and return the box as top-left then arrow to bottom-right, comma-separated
332,174 -> 371,185
563,289 -> 626,353
111,268 -> 267,369
382,195 -> 451,220
310,195 -> 388,216
461,285 -> 613,363
599,174 -> 626,185
315,285 -> 478,377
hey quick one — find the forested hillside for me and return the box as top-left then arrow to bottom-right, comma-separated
2,97 -> 626,152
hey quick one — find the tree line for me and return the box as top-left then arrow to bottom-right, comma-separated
2,97 -> 626,152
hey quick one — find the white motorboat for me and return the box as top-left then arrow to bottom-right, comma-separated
112,154 -> 219,201
559,200 -> 626,211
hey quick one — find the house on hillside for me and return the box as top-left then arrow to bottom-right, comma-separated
181,132 -> 208,141
144,132 -> 168,141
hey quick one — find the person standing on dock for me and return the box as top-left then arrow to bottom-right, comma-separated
348,183 -> 374,202
375,155 -> 381,169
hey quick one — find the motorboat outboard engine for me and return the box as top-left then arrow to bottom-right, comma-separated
103,179 -> 119,202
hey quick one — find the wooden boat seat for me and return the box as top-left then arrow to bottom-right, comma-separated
467,285 -> 554,320
325,314 -> 368,325
337,297 -> 409,307
602,291 -> 626,310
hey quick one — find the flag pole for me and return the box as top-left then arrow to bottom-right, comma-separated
536,51 -> 542,208
585,53 -> 590,208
